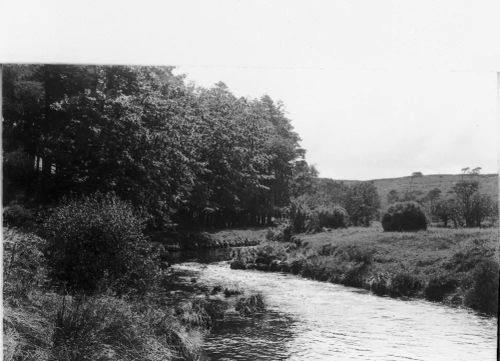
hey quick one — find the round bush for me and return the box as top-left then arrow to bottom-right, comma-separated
316,205 -> 349,229
381,201 -> 428,232
42,193 -> 158,293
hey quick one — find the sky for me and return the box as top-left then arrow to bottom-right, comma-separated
1,0 -> 499,180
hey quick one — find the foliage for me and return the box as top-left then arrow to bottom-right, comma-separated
42,193 -> 158,293
3,65 -> 310,231
312,205 -> 349,230
266,221 -> 293,242
3,227 -> 47,300
388,273 -> 423,297
3,204 -> 35,230
344,182 -> 380,226
464,259 -> 499,315
431,198 -> 461,227
381,201 -> 428,232
387,189 -> 400,205
424,273 -> 459,302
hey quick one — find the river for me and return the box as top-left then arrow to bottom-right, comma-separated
172,259 -> 497,361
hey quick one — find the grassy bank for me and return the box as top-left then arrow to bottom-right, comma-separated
231,226 -> 499,315
3,227 -> 266,361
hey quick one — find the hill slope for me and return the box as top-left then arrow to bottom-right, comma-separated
332,173 -> 498,210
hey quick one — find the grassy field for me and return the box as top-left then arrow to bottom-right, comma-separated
333,173 -> 498,209
231,225 -> 499,315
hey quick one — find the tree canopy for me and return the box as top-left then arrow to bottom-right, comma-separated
3,65 -> 310,230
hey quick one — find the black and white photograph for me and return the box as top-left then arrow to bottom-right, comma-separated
1,1 -> 499,360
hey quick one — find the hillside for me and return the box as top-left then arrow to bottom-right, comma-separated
331,173 -> 498,210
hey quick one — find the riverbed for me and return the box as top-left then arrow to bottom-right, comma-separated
173,261 -> 497,361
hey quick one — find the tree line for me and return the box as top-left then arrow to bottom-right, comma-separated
2,65 -> 317,231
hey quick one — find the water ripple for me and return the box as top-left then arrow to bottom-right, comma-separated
174,263 -> 497,361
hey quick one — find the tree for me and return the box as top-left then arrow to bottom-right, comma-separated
387,189 -> 400,204
470,193 -> 495,227
2,65 -> 315,232
345,182 -> 380,226
453,181 -> 480,227
432,197 -> 461,227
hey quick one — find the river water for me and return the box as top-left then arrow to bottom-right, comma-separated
173,261 -> 498,361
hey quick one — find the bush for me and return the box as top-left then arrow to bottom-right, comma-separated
389,272 -> 423,297
289,199 -> 349,234
289,199 -> 312,233
381,201 -> 428,232
42,193 -> 158,293
424,274 -> 459,302
51,295 -> 201,361
3,228 -> 47,300
464,259 -> 499,315
314,205 -> 349,230
3,204 -> 35,229
266,221 -> 293,242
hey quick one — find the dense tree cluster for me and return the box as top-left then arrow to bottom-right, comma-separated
3,65 -> 316,231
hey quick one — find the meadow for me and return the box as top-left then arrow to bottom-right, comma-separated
231,225 -> 499,315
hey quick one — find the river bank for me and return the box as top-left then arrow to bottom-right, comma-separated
230,226 -> 499,315
156,228 -> 268,251
3,227 -> 266,361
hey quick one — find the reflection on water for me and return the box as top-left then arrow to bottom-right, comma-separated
174,262 -> 498,361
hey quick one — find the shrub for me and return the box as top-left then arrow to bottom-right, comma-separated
464,259 -> 499,315
51,295 -> 200,361
3,204 -> 35,229
42,193 -> 158,293
289,199 -> 349,234
3,228 -> 47,300
266,221 -> 293,242
289,199 -> 312,233
314,205 -> 349,230
424,274 -> 459,302
389,272 -> 423,297
381,201 -> 428,232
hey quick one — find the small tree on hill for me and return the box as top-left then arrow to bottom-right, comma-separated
453,180 -> 480,227
387,189 -> 400,204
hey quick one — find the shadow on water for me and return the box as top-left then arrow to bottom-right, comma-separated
201,310 -> 298,361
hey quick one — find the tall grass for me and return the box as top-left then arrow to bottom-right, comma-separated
4,226 -> 268,360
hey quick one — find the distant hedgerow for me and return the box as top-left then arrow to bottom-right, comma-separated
381,201 -> 428,232
42,193 -> 158,293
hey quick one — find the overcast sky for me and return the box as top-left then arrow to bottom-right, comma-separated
1,0 -> 499,179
